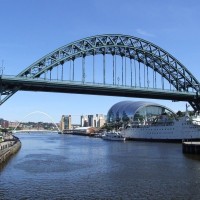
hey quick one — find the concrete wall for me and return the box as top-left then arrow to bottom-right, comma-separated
0,140 -> 21,164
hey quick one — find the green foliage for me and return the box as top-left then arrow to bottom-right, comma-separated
176,110 -> 184,117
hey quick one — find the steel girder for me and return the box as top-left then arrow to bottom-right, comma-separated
1,34 -> 200,110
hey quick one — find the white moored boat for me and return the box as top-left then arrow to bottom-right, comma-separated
107,101 -> 200,142
102,131 -> 126,141
121,112 -> 200,142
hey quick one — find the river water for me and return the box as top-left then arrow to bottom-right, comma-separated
1,133 -> 200,200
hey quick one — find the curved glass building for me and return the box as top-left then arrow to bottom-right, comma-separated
107,101 -> 176,124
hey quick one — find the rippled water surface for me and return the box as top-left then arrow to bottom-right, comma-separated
1,133 -> 200,200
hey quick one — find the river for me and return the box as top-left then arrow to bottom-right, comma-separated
1,133 -> 200,200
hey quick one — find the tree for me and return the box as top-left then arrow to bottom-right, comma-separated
177,111 -> 184,117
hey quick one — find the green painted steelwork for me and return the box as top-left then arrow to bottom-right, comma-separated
0,34 -> 200,110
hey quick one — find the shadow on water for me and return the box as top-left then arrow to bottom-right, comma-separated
183,153 -> 200,161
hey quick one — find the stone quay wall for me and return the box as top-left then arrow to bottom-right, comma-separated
0,138 -> 21,164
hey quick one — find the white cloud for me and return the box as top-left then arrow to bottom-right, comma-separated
136,29 -> 155,37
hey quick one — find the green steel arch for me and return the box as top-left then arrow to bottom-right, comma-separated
1,34 -> 200,110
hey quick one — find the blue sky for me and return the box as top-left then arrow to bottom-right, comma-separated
0,0 -> 200,123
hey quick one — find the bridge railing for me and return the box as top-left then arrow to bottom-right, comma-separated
1,75 -> 196,95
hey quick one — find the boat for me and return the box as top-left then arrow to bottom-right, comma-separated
121,111 -> 200,142
102,131 -> 126,141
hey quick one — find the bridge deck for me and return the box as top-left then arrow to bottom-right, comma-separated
1,76 -> 198,101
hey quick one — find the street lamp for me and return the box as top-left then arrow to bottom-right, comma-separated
0,60 -> 4,101
0,60 -> 5,76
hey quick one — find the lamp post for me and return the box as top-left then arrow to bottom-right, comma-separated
0,60 -> 4,76
0,60 -> 4,101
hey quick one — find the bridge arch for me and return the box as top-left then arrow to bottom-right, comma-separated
13,110 -> 61,132
1,34 -> 200,110
19,34 -> 199,91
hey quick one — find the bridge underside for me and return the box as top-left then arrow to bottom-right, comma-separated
1,77 -> 199,104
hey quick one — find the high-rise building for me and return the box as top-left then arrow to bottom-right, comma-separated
96,114 -> 106,128
88,115 -> 94,127
60,115 -> 72,131
81,115 -> 88,127
80,114 -> 106,128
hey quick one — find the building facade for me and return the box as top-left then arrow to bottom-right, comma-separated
60,115 -> 72,131
80,114 -> 106,128
0,118 -> 9,129
107,101 -> 176,125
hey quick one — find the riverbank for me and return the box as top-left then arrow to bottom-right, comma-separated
0,135 -> 21,164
